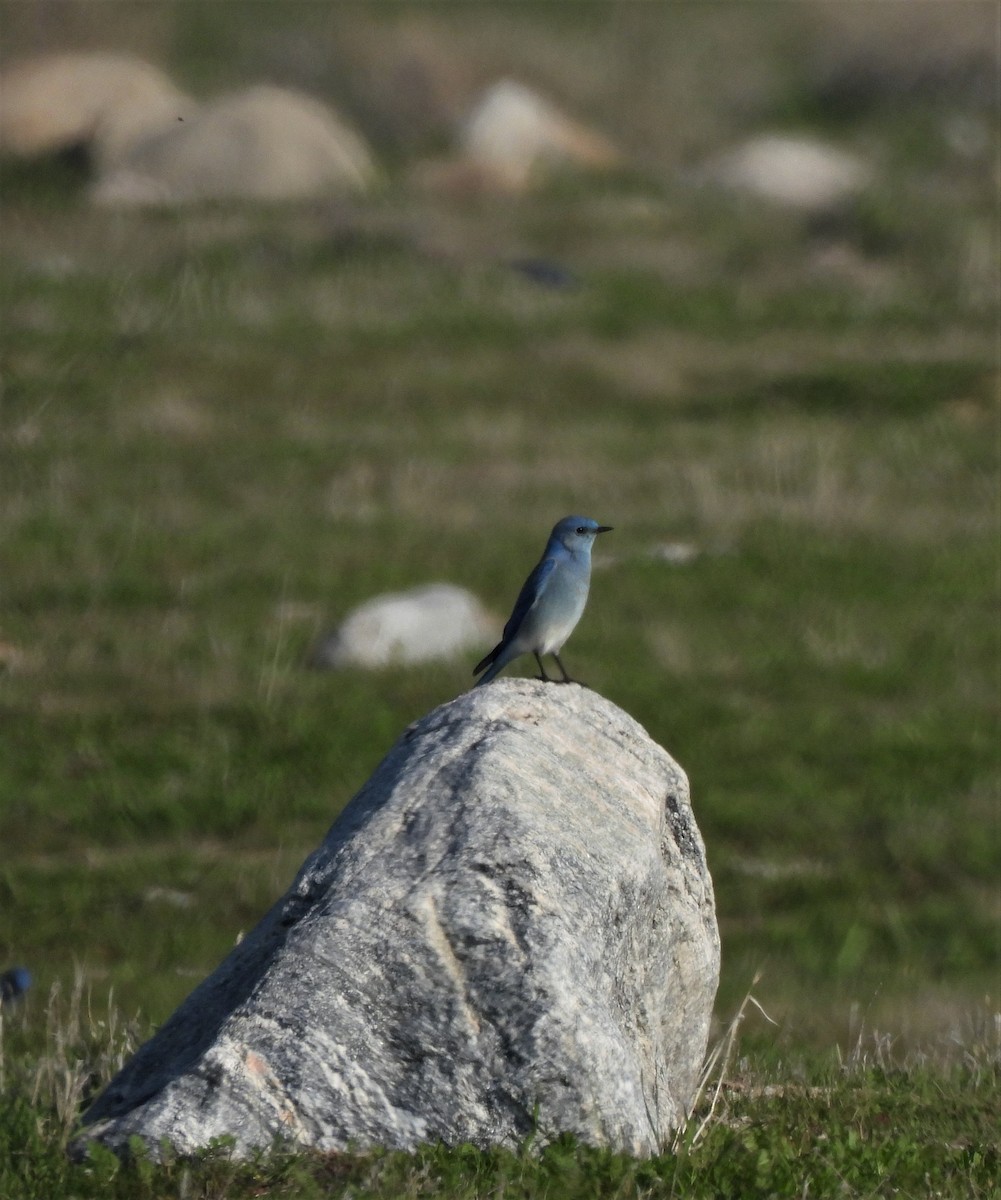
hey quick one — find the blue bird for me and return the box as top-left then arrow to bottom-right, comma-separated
0,966 -> 31,1007
473,515 -> 612,687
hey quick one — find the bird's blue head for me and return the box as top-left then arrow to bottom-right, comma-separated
550,515 -> 613,553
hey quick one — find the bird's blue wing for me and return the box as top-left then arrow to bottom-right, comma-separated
473,552 -> 561,680
502,555 -> 557,640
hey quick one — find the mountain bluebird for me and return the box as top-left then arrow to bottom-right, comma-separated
473,515 -> 612,687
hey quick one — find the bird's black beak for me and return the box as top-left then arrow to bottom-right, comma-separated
596,525 -> 613,534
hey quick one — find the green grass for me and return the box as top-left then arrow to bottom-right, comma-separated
1,979 -> 998,1198
4,1081 -> 998,1199
2,2 -> 999,1194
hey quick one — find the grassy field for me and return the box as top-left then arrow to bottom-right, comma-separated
1,2 -> 999,1196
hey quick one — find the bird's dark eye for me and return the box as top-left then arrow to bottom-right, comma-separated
575,526 -> 586,534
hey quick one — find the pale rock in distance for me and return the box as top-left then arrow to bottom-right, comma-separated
309,583 -> 497,669
90,84 -> 377,206
76,682 -> 720,1160
703,133 -> 871,212
0,52 -> 196,168
456,79 -> 621,192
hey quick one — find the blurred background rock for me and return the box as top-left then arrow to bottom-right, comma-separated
1,1 -> 995,194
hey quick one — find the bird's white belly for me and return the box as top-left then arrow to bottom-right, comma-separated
537,614 -> 581,654
517,574 -> 589,655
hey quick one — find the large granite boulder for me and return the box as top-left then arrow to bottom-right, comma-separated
77,681 -> 719,1159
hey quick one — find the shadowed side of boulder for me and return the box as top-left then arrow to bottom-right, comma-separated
76,681 -> 719,1159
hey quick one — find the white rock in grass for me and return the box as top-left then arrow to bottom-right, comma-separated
0,52 -> 196,167
76,682 -> 719,1159
90,84 -> 377,206
705,133 -> 870,212
458,79 -> 621,191
646,542 -> 701,566
309,583 -> 496,669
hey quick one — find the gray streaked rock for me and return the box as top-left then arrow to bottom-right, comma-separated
76,682 -> 719,1160
309,583 -> 496,670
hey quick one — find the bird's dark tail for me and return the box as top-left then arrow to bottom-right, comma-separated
472,643 -> 501,676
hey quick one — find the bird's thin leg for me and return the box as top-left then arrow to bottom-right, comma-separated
552,654 -> 579,685
534,653 -> 554,682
